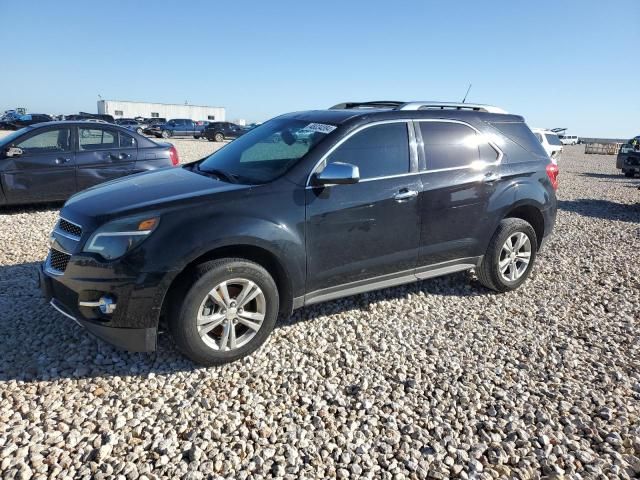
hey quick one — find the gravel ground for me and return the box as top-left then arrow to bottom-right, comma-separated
0,140 -> 639,480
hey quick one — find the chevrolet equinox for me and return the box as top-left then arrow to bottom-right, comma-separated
40,101 -> 559,366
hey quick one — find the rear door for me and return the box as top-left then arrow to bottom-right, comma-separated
305,121 -> 422,295
76,126 -> 136,191
416,120 -> 502,267
1,126 -> 76,203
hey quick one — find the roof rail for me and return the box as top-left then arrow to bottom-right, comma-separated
329,101 -> 405,110
398,101 -> 508,114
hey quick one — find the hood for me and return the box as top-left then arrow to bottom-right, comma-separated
64,167 -> 248,221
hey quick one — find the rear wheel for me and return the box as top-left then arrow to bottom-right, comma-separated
170,258 -> 279,366
477,218 -> 538,292
214,132 -> 224,142
136,127 -> 143,135
193,135 -> 200,140
162,130 -> 171,139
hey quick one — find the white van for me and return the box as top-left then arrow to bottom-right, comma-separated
559,135 -> 579,145
532,128 -> 563,163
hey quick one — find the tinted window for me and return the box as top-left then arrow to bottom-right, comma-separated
16,128 -> 71,154
119,132 -> 136,148
79,128 -> 117,150
326,123 -> 409,179
545,133 -> 562,146
420,122 -> 481,170
490,122 -> 548,157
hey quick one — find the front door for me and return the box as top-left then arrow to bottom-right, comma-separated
75,126 -> 136,191
416,120 -> 502,266
305,121 -> 422,295
1,126 -> 76,204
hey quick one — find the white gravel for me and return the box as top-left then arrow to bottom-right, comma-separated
1,141 -> 639,479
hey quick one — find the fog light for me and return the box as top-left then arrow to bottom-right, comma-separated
79,296 -> 117,314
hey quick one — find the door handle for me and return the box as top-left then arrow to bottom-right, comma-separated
483,172 -> 500,183
55,157 -> 70,165
393,189 -> 418,201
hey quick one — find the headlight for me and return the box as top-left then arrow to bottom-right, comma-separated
84,215 -> 159,260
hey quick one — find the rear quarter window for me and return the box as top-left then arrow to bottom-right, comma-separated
490,122 -> 548,158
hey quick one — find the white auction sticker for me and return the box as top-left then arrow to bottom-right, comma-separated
301,123 -> 337,134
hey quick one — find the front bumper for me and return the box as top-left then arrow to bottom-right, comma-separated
39,258 -> 166,352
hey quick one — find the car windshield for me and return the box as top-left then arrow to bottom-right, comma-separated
198,118 -> 335,184
0,127 -> 32,147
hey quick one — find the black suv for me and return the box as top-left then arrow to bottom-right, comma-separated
40,101 -> 558,366
203,122 -> 246,142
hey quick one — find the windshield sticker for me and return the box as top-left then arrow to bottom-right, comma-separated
301,123 -> 337,134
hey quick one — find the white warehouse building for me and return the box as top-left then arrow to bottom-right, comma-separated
97,100 -> 225,122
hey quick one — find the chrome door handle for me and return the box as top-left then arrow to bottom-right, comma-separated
483,172 -> 500,183
393,189 -> 418,201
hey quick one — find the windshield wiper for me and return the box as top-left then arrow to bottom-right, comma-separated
196,164 -> 237,183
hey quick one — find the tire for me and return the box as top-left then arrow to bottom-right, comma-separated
136,127 -> 143,135
193,135 -> 200,140
214,132 -> 224,142
477,218 -> 538,292
161,130 -> 171,139
624,171 -> 634,178
170,258 -> 279,366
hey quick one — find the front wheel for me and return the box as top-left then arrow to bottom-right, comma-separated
477,218 -> 538,292
624,171 -> 634,178
170,258 -> 279,366
136,127 -> 143,135
214,132 -> 224,142
161,130 -> 171,139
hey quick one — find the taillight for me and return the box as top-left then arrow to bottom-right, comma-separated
546,163 -> 559,190
169,145 -> 179,166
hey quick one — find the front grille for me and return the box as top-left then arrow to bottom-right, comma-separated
58,218 -> 82,238
48,248 -> 71,273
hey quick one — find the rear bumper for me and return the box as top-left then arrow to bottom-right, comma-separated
39,262 -> 162,352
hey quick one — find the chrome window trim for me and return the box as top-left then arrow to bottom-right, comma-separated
414,119 -> 504,173
53,229 -> 81,241
305,119 -> 414,188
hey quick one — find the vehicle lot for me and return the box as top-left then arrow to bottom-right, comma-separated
0,141 -> 639,478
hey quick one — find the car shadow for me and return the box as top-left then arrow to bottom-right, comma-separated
0,202 -> 63,215
579,172 -> 628,180
0,262 -> 485,383
558,199 -> 640,223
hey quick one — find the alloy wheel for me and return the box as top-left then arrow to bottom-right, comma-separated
196,278 -> 266,351
498,232 -> 531,282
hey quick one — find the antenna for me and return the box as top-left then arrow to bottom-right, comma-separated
462,84 -> 472,103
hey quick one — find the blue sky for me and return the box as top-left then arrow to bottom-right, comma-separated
0,0 -> 638,137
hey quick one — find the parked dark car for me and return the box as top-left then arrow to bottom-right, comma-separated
617,136 -> 640,177
203,122 -> 247,142
142,118 -> 166,135
115,118 -> 144,135
151,119 -> 204,139
41,101 -> 558,366
0,113 -> 53,130
0,121 -> 179,205
65,113 -> 115,124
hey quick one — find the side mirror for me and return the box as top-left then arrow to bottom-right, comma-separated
313,162 -> 360,186
5,146 -> 23,158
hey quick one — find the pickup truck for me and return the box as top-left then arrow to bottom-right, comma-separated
152,119 -> 204,139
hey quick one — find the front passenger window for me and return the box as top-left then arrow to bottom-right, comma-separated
16,128 -> 71,154
325,123 -> 410,179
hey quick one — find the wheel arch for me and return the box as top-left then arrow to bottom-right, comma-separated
504,204 -> 545,249
160,243 -> 294,327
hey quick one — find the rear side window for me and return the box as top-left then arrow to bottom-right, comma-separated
327,123 -> 410,179
545,133 -> 562,146
79,128 -> 117,150
420,122 -> 496,170
490,122 -> 548,157
119,132 -> 136,148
